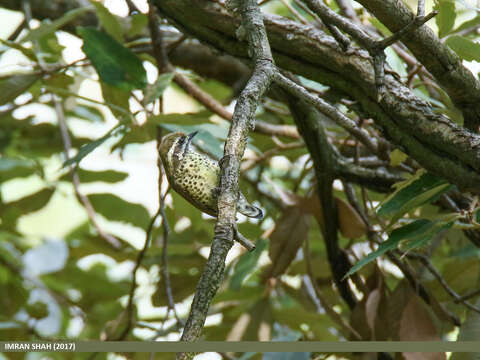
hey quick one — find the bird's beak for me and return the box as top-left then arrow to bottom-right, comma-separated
186,131 -> 198,145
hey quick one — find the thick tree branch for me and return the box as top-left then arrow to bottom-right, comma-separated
0,0 -> 97,31
9,0 -> 480,190
176,0 -> 275,355
285,92 -> 357,309
355,0 -> 480,132
154,0 -> 480,193
300,0 -> 437,95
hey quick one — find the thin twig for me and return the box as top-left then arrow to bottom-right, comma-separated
7,18 -> 27,41
280,0 -> 309,24
148,0 -> 169,73
116,207 -> 162,340
274,72 -> 379,153
291,0 -> 326,28
407,253 -> 480,314
291,0 -> 350,49
156,130 -> 183,328
455,288 -> 480,303
375,11 -> 437,50
125,0 -> 139,15
54,98 -> 122,249
335,0 -> 360,24
173,72 -> 299,139
340,180 -> 462,326
241,141 -> 304,171
387,252 -> 460,326
299,0 -> 437,95
304,236 -> 362,340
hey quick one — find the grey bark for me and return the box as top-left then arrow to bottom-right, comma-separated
153,0 -> 480,193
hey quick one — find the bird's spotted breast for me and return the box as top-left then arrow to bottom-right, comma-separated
173,151 -> 219,214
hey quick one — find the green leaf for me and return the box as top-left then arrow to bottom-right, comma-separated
87,193 -> 151,228
42,263 -> 129,308
0,188 -> 55,229
21,7 -> 91,43
129,13 -> 148,37
4,189 -> 55,216
401,221 -> 452,252
66,222 -> 135,262
0,281 -> 29,317
435,0 -> 456,38
389,149 -> 408,167
63,125 -> 124,167
0,157 -> 36,182
25,301 -> 49,320
43,73 -> 74,90
0,73 -> 40,105
143,73 -> 175,105
59,168 -> 128,183
452,15 -> 480,34
0,39 -> 37,61
452,299 -> 480,360
100,82 -> 131,119
37,31 -> 65,63
272,306 -> 336,340
230,238 -> 267,290
90,0 -> 124,42
68,104 -> 105,123
77,27 -> 147,91
385,47 -> 407,77
344,219 -> 439,278
446,36 -> 480,61
377,172 -> 453,224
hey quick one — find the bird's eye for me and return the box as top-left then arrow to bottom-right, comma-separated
173,136 -> 187,157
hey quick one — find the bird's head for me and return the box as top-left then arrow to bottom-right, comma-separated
158,131 -> 198,173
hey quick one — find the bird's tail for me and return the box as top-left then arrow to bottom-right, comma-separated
237,193 -> 264,219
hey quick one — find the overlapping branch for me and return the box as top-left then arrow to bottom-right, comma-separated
355,0 -> 480,131
155,0 -> 480,193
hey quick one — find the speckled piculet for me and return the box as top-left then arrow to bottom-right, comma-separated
158,131 -> 264,219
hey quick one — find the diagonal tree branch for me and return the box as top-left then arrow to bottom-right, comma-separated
284,90 -> 357,309
176,0 -> 275,356
300,0 -> 437,96
154,0 -> 480,194
274,72 -> 380,153
355,0 -> 480,132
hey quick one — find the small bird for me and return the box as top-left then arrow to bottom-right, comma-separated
158,131 -> 263,220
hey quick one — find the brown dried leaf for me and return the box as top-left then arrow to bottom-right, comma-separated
350,298 -> 371,340
336,197 -> 367,239
226,313 -> 250,341
244,298 -> 273,341
365,288 -> 381,338
266,206 -> 310,278
399,291 -> 445,360
301,193 -> 325,230
387,281 -> 411,339
402,354 -> 446,360
301,194 -> 367,239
